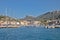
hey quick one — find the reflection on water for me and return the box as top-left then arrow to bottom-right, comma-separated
0,26 -> 60,40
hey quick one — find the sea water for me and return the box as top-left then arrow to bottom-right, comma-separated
0,26 -> 60,40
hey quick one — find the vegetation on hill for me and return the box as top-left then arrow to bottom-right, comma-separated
0,15 -> 19,22
22,15 -> 37,21
36,11 -> 60,21
0,10 -> 60,23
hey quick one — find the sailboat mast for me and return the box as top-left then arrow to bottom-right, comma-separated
53,11 -> 54,20
5,8 -> 7,16
6,8 -> 8,27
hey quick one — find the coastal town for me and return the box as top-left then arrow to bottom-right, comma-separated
0,16 -> 60,28
0,11 -> 60,28
0,18 -> 41,28
0,15 -> 41,28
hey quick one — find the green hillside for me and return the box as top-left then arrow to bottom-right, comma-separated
0,15 -> 18,21
36,11 -> 60,21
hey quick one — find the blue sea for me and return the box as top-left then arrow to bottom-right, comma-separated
0,26 -> 60,40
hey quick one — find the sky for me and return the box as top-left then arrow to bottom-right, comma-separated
0,0 -> 60,18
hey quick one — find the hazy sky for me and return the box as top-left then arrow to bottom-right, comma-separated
0,0 -> 60,18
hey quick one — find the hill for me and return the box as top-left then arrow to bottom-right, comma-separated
0,15 -> 18,21
21,15 -> 37,21
36,11 -> 60,21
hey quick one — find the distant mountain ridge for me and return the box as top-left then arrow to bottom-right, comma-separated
20,10 -> 60,21
36,11 -> 60,20
22,15 -> 37,21
0,10 -> 60,21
